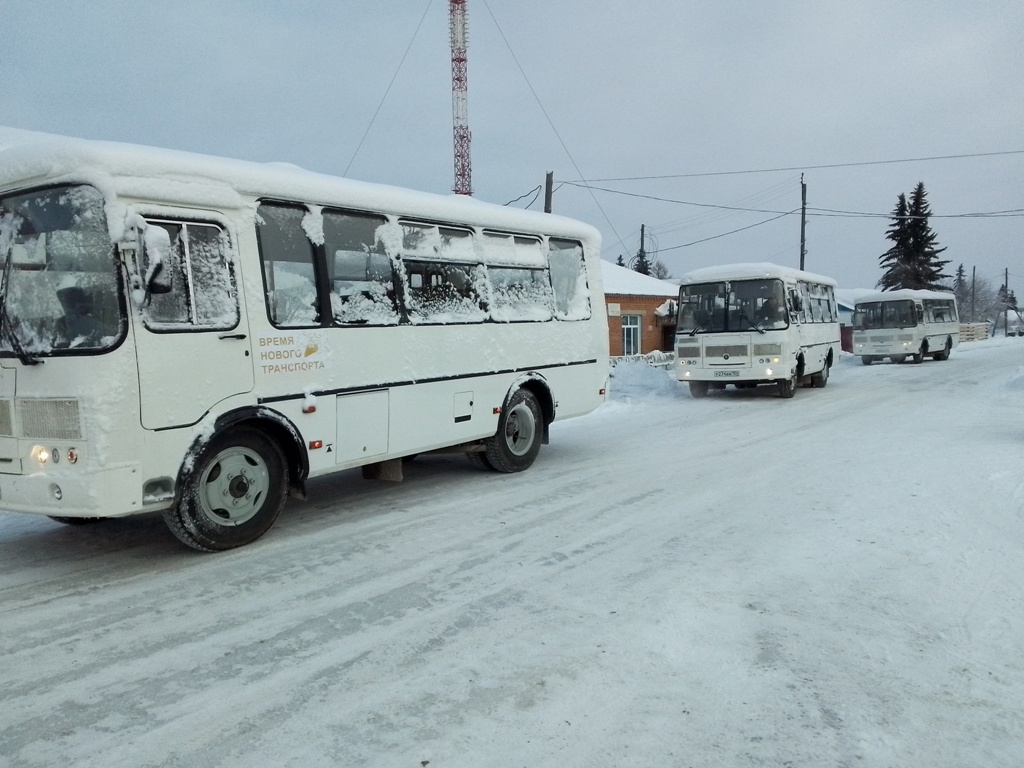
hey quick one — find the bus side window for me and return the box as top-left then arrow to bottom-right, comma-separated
257,203 -> 320,328
323,210 -> 399,326
548,238 -> 591,320
142,220 -> 238,331
403,260 -> 485,324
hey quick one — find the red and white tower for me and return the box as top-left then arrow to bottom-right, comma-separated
450,0 -> 472,195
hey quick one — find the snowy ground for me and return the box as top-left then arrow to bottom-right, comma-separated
2,338 -> 1023,768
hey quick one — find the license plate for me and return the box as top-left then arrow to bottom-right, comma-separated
713,370 -> 740,377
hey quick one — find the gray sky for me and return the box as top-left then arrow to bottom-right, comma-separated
4,1 -> 1022,289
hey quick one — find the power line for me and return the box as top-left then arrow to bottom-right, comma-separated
344,1 -> 434,177
572,149 -> 1024,182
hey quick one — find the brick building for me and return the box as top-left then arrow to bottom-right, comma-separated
600,261 -> 679,356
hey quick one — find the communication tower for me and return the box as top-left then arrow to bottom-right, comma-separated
450,0 -> 472,195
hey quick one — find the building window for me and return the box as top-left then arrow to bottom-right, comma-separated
622,314 -> 641,355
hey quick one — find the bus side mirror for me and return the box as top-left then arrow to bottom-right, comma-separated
916,306 -> 924,322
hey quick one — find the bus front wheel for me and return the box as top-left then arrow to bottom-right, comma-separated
861,356 -> 873,366
165,428 -> 288,552
777,371 -> 797,398
934,338 -> 952,361
688,381 -> 710,398
483,389 -> 542,473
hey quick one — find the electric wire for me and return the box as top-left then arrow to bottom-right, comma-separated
344,0 -> 434,177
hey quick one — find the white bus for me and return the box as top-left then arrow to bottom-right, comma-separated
852,289 -> 959,365
0,128 -> 609,551
675,262 -> 841,398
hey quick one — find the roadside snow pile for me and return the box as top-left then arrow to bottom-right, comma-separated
609,360 -> 683,401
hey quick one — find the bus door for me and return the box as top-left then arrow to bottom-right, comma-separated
132,219 -> 255,430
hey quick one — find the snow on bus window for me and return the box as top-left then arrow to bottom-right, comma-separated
403,260 -> 486,324
488,268 -> 554,322
547,238 -> 591,320
323,209 -> 400,326
142,221 -> 238,331
257,203 -> 320,327
0,184 -> 123,355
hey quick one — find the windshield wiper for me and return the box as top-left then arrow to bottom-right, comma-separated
0,253 -> 41,366
738,310 -> 766,334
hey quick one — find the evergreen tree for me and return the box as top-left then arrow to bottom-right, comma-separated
615,254 -> 625,267
877,194 -> 911,289
877,183 -> 949,290
632,249 -> 651,276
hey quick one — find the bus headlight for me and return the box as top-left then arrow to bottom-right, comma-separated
32,446 -> 49,465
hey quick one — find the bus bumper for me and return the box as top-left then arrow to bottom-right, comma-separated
0,463 -> 146,519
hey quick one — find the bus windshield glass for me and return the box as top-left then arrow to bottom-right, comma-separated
677,278 -> 787,334
853,300 -> 916,330
0,185 -> 123,357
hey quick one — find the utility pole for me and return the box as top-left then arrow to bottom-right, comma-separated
799,174 -> 807,271
543,171 -> 553,213
1005,267 -> 1010,336
971,265 -> 977,322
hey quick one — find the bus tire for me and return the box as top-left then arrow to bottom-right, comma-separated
912,345 -> 925,364
811,361 -> 830,388
890,354 -> 906,364
164,427 -> 288,552
688,381 -> 710,398
934,338 -> 952,361
777,371 -> 797,398
861,356 -> 873,366
483,389 -> 542,473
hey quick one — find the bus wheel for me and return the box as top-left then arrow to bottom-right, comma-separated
777,371 -> 797,398
165,428 -> 288,552
890,354 -> 906,364
483,389 -> 542,473
934,339 -> 952,361
912,346 -> 925,364
811,361 -> 830,388
860,356 -> 873,366
689,381 -> 710,398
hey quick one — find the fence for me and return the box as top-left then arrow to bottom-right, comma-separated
610,350 -> 676,370
959,323 -> 991,342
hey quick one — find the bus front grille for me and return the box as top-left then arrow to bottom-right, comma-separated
17,399 -> 82,440
705,345 -> 749,358
0,400 -> 12,436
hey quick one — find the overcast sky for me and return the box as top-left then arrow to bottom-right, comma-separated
3,1 -> 1022,289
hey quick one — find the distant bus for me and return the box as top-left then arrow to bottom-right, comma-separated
675,262 -> 841,398
0,128 -> 609,551
852,289 -> 959,365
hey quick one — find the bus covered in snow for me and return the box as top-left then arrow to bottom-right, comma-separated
0,128 -> 608,551
852,289 -> 959,365
674,263 -> 841,398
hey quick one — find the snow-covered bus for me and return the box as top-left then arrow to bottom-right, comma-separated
852,289 -> 959,365
675,263 -> 841,398
0,128 -> 608,551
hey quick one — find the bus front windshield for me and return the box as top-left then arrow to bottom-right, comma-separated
853,300 -> 917,330
677,278 -> 788,334
0,185 -> 123,360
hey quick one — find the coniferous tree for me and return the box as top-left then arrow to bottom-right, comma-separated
877,194 -> 911,289
632,249 -> 651,276
904,182 -> 949,288
615,254 -> 626,267
877,183 -> 949,290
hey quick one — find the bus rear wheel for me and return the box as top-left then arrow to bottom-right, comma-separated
164,427 -> 288,552
483,389 -> 542,473
934,338 -> 952,361
861,356 -> 874,366
890,354 -> 906,364
811,361 -> 830,388
912,346 -> 925,364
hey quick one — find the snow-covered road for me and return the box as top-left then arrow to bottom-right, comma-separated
2,339 -> 1023,767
